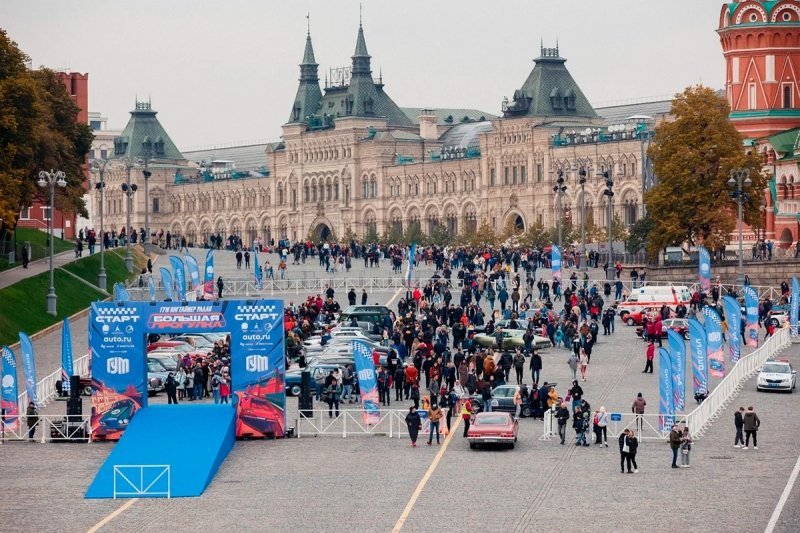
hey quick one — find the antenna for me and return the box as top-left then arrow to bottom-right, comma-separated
359,3 -> 363,26
306,12 -> 310,36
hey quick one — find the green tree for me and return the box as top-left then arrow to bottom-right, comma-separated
364,224 -> 379,244
518,220 -> 547,248
427,222 -> 451,247
403,220 -> 424,245
544,216 -> 577,247
342,225 -> 357,244
0,30 -> 93,234
645,85 -> 766,256
598,214 -> 629,243
626,215 -> 651,255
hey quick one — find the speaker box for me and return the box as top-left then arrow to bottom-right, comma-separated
67,397 -> 82,416
299,370 -> 313,418
69,375 -> 81,399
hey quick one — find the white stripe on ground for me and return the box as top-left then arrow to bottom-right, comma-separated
86,498 -> 138,533
386,286 -> 404,308
764,453 -> 800,533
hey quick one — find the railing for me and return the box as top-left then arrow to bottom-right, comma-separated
113,465 -> 171,499
0,414 -> 91,443
539,411 -> 671,441
16,353 -> 89,416
683,326 -> 791,439
294,408 -> 452,439
124,276 -> 431,300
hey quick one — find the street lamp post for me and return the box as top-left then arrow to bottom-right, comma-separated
602,170 -> 615,280
141,138 -> 153,248
728,168 -> 752,287
90,159 -> 108,291
120,158 -> 138,273
578,167 -> 587,272
37,170 -> 67,315
552,169 -> 567,248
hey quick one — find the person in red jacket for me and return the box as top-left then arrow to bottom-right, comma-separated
404,363 -> 419,400
643,340 -> 654,373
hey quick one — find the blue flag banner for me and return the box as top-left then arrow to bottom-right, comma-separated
254,252 -> 262,290
61,318 -> 74,394
113,283 -> 130,303
703,306 -> 725,378
658,347 -> 674,433
698,246 -> 711,292
667,329 -> 685,412
688,318 -> 708,396
159,267 -> 174,301
169,255 -> 187,301
185,253 -> 201,297
551,245 -> 562,281
791,276 -> 799,336
352,339 -> 380,425
742,285 -> 759,347
18,332 -> 38,407
1,346 -> 20,431
148,275 -> 156,302
203,249 -> 215,300
405,243 -> 417,287
722,295 -> 742,364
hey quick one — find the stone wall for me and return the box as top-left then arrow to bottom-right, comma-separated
644,260 -> 800,288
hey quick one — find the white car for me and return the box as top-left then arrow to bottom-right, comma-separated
767,311 -> 789,328
757,360 -> 797,392
303,329 -> 370,351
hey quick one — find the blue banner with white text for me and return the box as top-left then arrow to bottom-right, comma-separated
703,306 -> 725,378
405,243 -> 417,287
688,318 -> 708,396
159,267 -> 174,301
61,317 -> 74,394
658,347 -> 674,433
353,339 -> 380,425
722,295 -> 742,364
667,329 -> 685,412
18,332 -> 37,407
203,249 -> 215,300
791,276 -> 799,336
254,252 -> 262,290
551,245 -> 562,281
170,256 -> 186,301
698,246 -> 711,293
1,346 -> 20,431
742,285 -> 759,347
185,253 -> 201,298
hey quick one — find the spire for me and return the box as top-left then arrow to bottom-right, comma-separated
354,22 -> 370,57
289,23 -> 323,123
302,33 -> 316,65
352,20 -> 372,76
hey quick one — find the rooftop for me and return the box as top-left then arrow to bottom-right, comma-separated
182,142 -> 271,171
400,108 -> 496,126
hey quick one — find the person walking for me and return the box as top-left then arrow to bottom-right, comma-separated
628,429 -> 639,473
427,401 -> 443,445
555,401 -> 570,445
593,406 -> 609,447
568,352 -> 578,381
573,405 -> 588,446
619,428 -> 632,473
643,340 -> 654,373
406,406 -> 422,447
530,349 -> 542,384
211,371 -> 222,404
579,349 -> 589,382
513,386 -> 523,420
632,393 -> 646,434
513,349 -> 525,385
734,406 -> 745,448
165,372 -> 179,404
742,405 -> 760,450
669,423 -> 682,468
680,426 -> 693,467
26,401 -> 38,441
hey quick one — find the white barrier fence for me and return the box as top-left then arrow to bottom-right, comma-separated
16,353 -> 89,418
539,411 -> 672,442
294,408 -> 455,439
683,326 -> 791,438
0,414 -> 91,443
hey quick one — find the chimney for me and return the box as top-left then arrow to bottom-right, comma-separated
419,109 -> 438,140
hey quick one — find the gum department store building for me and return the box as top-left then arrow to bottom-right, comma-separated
93,3 -> 800,249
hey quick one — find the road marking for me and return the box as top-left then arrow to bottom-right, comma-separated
392,417 -> 461,532
386,286 -> 405,308
764,453 -> 800,533
87,498 -> 138,533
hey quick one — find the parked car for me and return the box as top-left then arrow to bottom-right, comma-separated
303,328 -> 371,348
147,351 -> 181,372
147,340 -> 194,353
168,334 -> 216,350
467,412 -> 519,449
285,363 -> 346,396
474,329 -> 552,351
146,362 -> 168,395
470,384 -> 532,417
636,318 -> 690,340
768,310 -> 789,328
757,359 -> 796,392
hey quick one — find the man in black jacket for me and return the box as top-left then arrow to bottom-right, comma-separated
165,372 -> 178,404
555,401 -> 570,445
734,406 -> 745,448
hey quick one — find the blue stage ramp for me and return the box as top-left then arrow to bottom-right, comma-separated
86,404 -> 235,498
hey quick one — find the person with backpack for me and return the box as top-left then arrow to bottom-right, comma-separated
210,371 -> 222,403
513,349 -> 525,385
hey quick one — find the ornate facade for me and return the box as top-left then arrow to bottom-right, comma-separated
95,24 -> 662,247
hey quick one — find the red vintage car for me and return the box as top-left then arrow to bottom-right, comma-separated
636,318 -> 690,340
467,412 -> 519,449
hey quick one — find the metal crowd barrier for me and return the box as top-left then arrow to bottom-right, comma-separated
294,408 -> 458,439
0,414 -> 91,444
16,354 -> 89,418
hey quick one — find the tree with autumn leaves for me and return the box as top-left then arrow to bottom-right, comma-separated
0,29 -> 92,236
645,86 -> 766,257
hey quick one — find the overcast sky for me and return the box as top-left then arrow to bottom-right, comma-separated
1,0 -> 725,150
